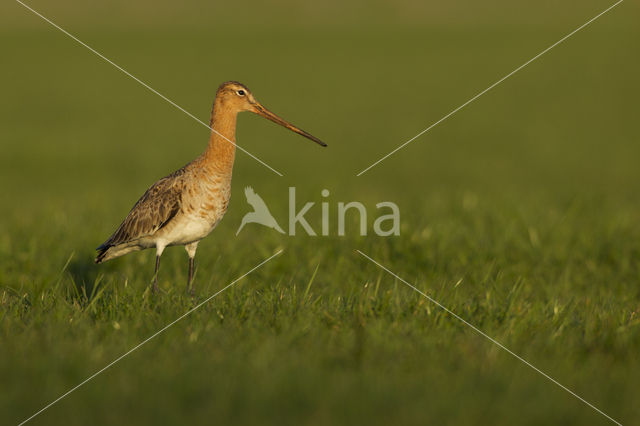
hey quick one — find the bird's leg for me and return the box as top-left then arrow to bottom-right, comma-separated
152,255 -> 160,293
152,245 -> 166,293
185,242 -> 199,296
187,257 -> 195,295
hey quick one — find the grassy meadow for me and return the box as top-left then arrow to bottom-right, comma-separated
1,0 -> 639,424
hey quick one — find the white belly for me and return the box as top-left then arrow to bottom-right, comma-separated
158,213 -> 223,247
155,180 -> 231,248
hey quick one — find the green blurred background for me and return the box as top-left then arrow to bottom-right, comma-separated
1,0 -> 639,425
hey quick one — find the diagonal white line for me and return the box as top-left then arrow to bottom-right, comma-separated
356,250 -> 622,425
18,249 -> 283,426
15,0 -> 284,177
356,0 -> 624,176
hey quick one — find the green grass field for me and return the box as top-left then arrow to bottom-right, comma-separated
1,1 -> 639,424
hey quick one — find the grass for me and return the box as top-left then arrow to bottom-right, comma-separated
1,1 -> 639,424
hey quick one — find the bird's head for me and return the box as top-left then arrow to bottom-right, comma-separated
215,81 -> 326,147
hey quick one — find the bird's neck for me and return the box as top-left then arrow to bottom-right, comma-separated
202,101 -> 237,175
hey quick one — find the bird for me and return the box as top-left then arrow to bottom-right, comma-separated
236,186 -> 285,235
95,81 -> 326,295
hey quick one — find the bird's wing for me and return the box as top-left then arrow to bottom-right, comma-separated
98,168 -> 186,249
245,187 -> 270,212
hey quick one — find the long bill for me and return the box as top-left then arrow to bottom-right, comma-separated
252,103 -> 327,147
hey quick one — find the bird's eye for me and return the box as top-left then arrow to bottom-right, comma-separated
237,90 -> 246,96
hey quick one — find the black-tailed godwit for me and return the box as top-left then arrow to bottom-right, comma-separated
95,81 -> 325,294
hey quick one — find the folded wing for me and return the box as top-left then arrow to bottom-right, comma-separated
95,168 -> 186,262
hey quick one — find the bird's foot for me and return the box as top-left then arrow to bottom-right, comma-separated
186,283 -> 195,298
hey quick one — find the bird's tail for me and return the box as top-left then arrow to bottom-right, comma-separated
272,222 -> 285,234
95,243 -> 111,264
